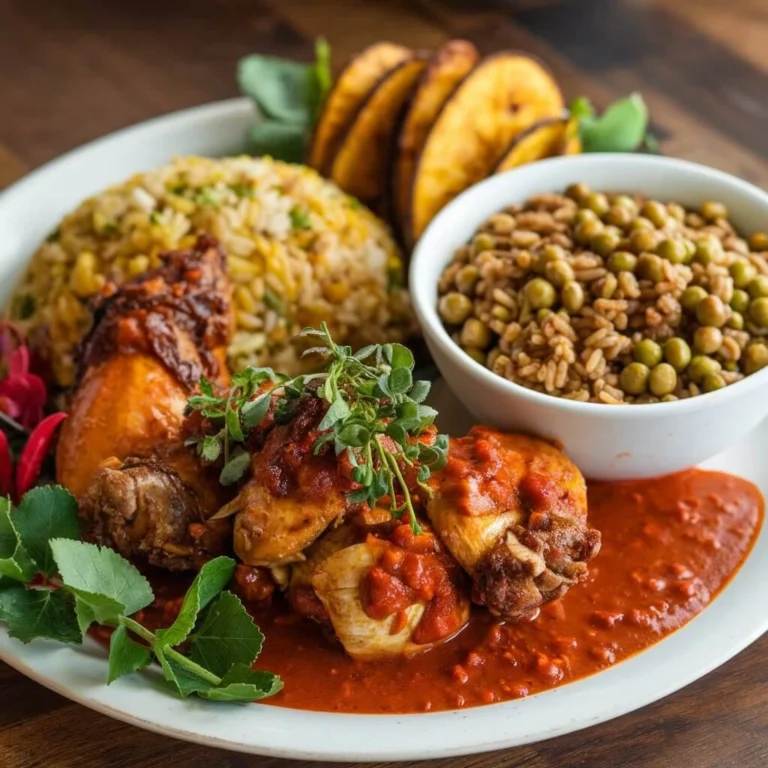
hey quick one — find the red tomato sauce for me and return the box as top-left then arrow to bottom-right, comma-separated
141,469 -> 762,714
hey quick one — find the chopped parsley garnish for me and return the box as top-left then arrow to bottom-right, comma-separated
289,207 -> 311,230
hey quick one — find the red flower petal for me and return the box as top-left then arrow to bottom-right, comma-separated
0,429 -> 12,497
15,412 -> 68,499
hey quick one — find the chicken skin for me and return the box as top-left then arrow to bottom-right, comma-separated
427,427 -> 601,621
57,236 -> 233,569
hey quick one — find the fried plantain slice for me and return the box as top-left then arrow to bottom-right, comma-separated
409,53 -> 564,242
330,57 -> 427,213
308,42 -> 413,175
495,115 -> 581,172
393,40 -> 479,244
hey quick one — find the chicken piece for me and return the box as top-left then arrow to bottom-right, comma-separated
427,427 -> 601,621
226,395 -> 352,567
57,236 -> 234,569
310,523 -> 470,660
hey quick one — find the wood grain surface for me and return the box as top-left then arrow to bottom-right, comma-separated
1,0 -> 767,765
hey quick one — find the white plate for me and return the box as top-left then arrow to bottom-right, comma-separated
0,99 -> 766,761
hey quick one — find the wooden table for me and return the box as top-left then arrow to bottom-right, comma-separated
1,0 -> 767,765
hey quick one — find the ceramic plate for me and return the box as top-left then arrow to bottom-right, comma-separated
0,99 -> 766,761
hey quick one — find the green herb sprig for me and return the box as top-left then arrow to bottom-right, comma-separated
186,324 -> 449,533
0,486 -> 281,703
571,92 -> 655,153
238,38 -> 332,162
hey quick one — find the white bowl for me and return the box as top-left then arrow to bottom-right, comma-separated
410,153 -> 768,480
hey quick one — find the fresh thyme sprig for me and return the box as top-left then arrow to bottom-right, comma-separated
186,324 -> 448,532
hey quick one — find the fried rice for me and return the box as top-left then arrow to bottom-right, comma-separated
10,156 -> 413,387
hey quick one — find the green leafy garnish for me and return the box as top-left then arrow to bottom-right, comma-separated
186,324 -> 448,533
0,487 -> 281,703
238,38 -> 332,162
289,207 -> 311,230
571,92 -> 650,153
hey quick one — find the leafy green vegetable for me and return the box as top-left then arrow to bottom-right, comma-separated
572,92 -> 650,153
0,486 -> 280,704
289,207 -> 312,230
12,486 -> 79,577
189,591 -> 264,677
186,323 -> 448,533
0,498 -> 36,583
108,624 -> 152,684
156,557 -> 236,649
238,38 -> 332,162
0,582 -> 82,644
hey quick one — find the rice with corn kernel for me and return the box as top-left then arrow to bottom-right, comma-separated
10,156 -> 413,387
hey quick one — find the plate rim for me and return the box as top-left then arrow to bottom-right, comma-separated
0,98 -> 767,761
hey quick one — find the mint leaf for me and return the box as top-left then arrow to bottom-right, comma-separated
12,486 -> 80,577
0,583 -> 81,644
108,624 -> 151,684
156,649 -> 214,698
409,380 -> 431,403
576,93 -> 649,153
189,591 -> 264,677
50,539 -> 154,617
72,591 -> 126,631
199,663 -> 283,702
0,498 -> 36,583
241,391 -> 272,430
318,395 -> 350,431
156,557 -> 236,649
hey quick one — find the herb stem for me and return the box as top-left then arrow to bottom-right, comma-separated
378,437 -> 421,533
120,616 -> 157,645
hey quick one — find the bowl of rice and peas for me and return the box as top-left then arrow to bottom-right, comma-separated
410,153 -> 768,479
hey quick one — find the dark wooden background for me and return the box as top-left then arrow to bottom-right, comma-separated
1,0 -> 767,765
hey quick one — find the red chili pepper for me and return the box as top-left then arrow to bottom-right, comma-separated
15,412 -> 68,500
0,429 -> 12,498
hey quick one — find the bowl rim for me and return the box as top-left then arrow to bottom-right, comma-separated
409,152 -> 768,419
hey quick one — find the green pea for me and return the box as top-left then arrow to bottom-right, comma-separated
701,201 -> 728,221
460,318 -> 492,349
649,363 -> 678,396
634,339 -> 663,367
565,183 -> 590,203
561,282 -> 585,313
693,326 -> 723,354
463,347 -> 486,365
636,253 -> 665,282
537,308 -> 553,323
545,259 -> 574,287
640,200 -> 668,228
455,264 -> 480,294
614,194 -> 638,214
681,239 -> 697,262
727,311 -> 745,330
620,362 -> 650,395
629,217 -> 655,232
730,289 -> 750,313
702,373 -> 726,392
729,260 -> 757,289
629,229 -> 659,254
575,218 -> 604,244
656,238 -> 688,264
749,232 -> 768,251
605,205 -> 634,229
592,230 -> 621,257
747,275 -> 768,298
607,251 -> 638,273
575,208 -> 599,226
687,355 -> 721,384
472,233 -> 496,254
586,192 -> 610,217
694,236 -> 723,265
743,343 -> 768,374
439,292 -> 473,325
664,337 -> 692,372
749,296 -> 768,327
525,277 -> 557,309
533,244 -> 566,274
680,285 -> 708,312
696,295 -> 728,327
667,202 -> 686,222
